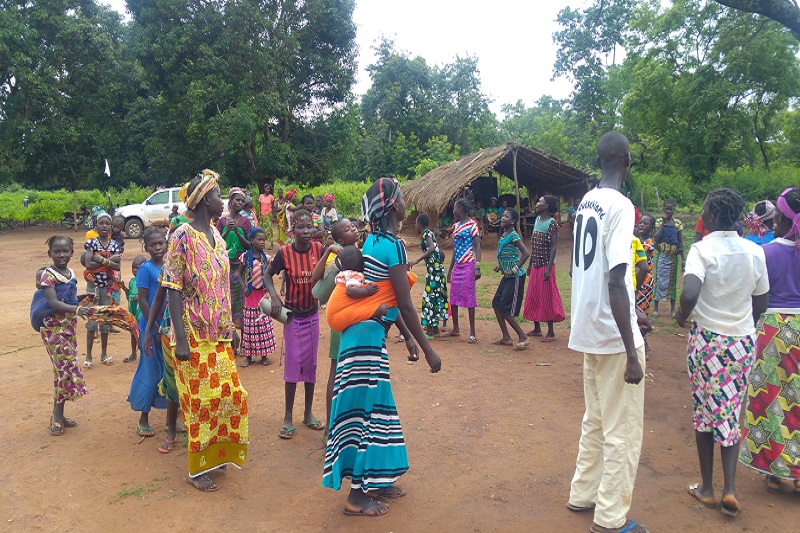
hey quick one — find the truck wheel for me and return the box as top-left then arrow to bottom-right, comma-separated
125,218 -> 144,239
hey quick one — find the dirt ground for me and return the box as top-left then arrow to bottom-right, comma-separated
1,226 -> 797,533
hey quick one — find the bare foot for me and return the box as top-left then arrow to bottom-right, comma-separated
372,303 -> 389,319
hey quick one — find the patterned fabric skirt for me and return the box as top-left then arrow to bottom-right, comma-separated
323,320 -> 408,492
740,312 -> 800,479
449,261 -> 476,308
687,322 -> 754,446
129,321 -> 167,412
158,334 -> 179,403
229,267 -> 244,329
260,214 -> 274,244
636,271 -> 654,315
522,265 -> 565,322
283,312 -> 319,383
41,314 -> 87,404
241,292 -> 276,359
175,338 -> 248,477
654,251 -> 680,302
421,261 -> 448,327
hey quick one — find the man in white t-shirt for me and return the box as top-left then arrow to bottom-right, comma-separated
567,132 -> 650,533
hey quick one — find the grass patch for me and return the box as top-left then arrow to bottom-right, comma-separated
111,475 -> 170,503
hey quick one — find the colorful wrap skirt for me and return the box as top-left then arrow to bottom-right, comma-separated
129,319 -> 167,412
158,334 -> 179,403
175,338 -> 248,477
522,265 -> 565,323
449,261 -> 476,308
740,312 -> 800,479
323,320 -> 408,491
41,314 -> 87,403
654,245 -> 681,302
241,288 -> 276,359
421,259 -> 448,327
687,322 -> 754,446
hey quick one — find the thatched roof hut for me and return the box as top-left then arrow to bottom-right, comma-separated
402,143 -> 594,216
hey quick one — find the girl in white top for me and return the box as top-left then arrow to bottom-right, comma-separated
676,188 -> 770,518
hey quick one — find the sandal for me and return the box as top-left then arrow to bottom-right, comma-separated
101,356 -> 113,366
467,336 -> 477,344
261,357 -> 272,366
123,354 -> 137,363
764,475 -> 781,493
63,417 -> 78,428
83,359 -> 93,369
540,336 -> 556,343
342,498 -> 389,517
303,417 -> 325,431
491,339 -> 514,346
370,486 -> 405,500
279,425 -> 295,439
186,474 -> 218,492
590,519 -> 649,533
158,438 -> 176,454
527,330 -> 542,337
686,482 -> 717,508
515,339 -> 530,351
566,502 -> 595,512
49,417 -> 65,437
720,494 -> 740,517
239,357 -> 253,368
136,426 -> 155,437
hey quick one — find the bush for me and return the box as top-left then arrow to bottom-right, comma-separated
0,185 -> 151,224
708,166 -> 799,205
628,171 -> 695,211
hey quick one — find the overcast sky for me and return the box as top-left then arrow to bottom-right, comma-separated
103,0 -> 583,115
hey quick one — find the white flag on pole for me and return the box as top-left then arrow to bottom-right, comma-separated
104,159 -> 111,177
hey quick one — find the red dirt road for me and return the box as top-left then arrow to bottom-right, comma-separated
1,227 -> 796,532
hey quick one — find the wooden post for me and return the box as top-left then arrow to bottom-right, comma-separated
73,190 -> 78,232
512,147 -> 521,233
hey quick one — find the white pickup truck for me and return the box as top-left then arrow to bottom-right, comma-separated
116,187 -> 229,238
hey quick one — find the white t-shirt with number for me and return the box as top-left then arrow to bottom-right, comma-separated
568,187 -> 644,354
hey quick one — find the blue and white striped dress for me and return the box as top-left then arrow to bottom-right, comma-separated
322,231 -> 408,491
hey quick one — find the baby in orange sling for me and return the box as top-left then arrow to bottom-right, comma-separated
326,245 -> 416,332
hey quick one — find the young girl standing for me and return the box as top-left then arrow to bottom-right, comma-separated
409,213 -> 448,337
81,212 -> 121,367
447,198 -> 481,343
128,227 -> 168,437
216,187 -> 252,347
676,189 -> 769,517
654,199 -> 685,316
263,210 -> 326,439
635,215 -> 656,354
239,227 -> 277,367
259,183 -> 275,249
492,208 -> 531,350
34,236 -> 91,436
522,196 -> 565,341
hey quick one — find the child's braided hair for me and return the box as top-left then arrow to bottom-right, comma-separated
703,188 -> 746,230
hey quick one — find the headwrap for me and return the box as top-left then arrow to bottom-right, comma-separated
95,211 -> 112,222
745,199 -> 776,239
776,187 -> 800,255
361,177 -> 401,233
182,169 -> 220,210
229,187 -> 247,201
324,193 -> 334,203
285,188 -> 297,202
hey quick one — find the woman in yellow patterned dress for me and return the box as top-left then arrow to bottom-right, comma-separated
161,169 -> 248,492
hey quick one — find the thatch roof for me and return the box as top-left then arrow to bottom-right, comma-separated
402,143 -> 594,215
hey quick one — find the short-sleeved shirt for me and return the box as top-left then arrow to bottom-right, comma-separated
530,216 -> 558,268
84,237 -> 122,287
161,224 -> 233,342
694,217 -> 711,240
497,230 -> 524,277
684,231 -> 769,336
362,231 -> 407,323
259,194 -> 274,216
632,237 -> 646,288
136,260 -> 164,327
452,219 -> 479,263
216,215 -> 252,262
335,270 -> 365,287
270,241 -> 322,317
745,231 -> 774,246
127,278 -> 140,320
569,187 -> 644,354
762,237 -> 800,309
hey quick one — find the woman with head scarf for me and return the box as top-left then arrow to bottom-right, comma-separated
322,177 -> 442,517
321,193 -> 338,231
740,187 -> 800,494
744,200 -> 776,246
216,187 -> 252,349
161,170 -> 249,492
